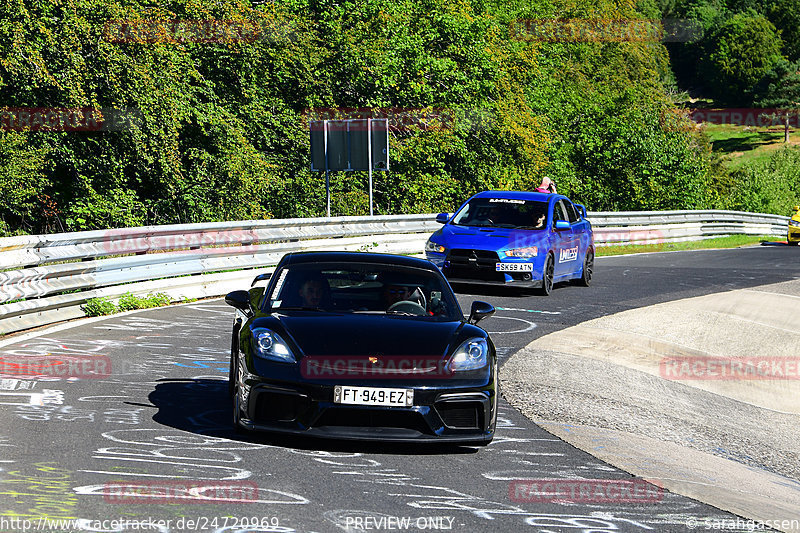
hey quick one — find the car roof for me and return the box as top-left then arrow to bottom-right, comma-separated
471,190 -> 562,202
280,251 -> 439,271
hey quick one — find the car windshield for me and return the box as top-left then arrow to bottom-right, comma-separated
265,261 -> 462,320
451,198 -> 548,229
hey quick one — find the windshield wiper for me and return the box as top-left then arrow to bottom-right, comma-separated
274,306 -> 326,312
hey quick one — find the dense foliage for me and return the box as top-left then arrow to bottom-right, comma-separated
0,0 -> 795,236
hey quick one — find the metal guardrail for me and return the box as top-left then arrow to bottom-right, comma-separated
0,210 -> 790,335
589,209 -> 790,245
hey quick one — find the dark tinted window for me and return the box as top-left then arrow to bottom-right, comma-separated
452,198 -> 549,229
553,201 -> 569,224
563,201 -> 579,223
266,262 -> 461,319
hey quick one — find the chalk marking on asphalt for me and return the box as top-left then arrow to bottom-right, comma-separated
484,316 -> 536,335
496,307 -> 560,315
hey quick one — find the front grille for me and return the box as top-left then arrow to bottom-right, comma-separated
253,391 -> 310,423
449,249 -> 500,260
314,408 -> 430,433
436,402 -> 482,429
445,249 -> 505,282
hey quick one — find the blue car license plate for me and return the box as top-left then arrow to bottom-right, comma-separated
495,263 -> 533,272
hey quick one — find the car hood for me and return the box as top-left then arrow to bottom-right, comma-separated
255,313 -> 467,357
434,224 -> 549,251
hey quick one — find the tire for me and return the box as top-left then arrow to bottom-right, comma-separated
232,385 -> 248,434
537,254 -> 554,296
229,350 -> 247,434
228,322 -> 239,397
228,356 -> 236,397
577,248 -> 594,287
790,239 -> 800,246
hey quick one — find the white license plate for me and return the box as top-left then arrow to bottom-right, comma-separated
495,262 -> 533,272
334,386 -> 413,407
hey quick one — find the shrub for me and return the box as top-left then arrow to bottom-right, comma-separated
82,297 -> 117,317
116,291 -> 172,311
82,292 -> 173,317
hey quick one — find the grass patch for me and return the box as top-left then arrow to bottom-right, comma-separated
82,292 -> 172,317
596,234 -> 776,256
703,123 -> 796,170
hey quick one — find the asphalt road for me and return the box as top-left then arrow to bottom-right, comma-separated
1,244 -> 798,533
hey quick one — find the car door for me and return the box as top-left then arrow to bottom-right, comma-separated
551,200 -> 577,278
561,199 -> 586,276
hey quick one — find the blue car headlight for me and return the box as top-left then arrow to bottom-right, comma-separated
790,219 -> 800,228
505,246 -> 538,258
446,337 -> 489,372
251,327 -> 295,363
425,239 -> 446,253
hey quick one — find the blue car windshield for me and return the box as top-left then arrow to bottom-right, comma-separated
265,262 -> 462,320
451,198 -> 549,229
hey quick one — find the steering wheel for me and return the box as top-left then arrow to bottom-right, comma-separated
387,300 -> 428,316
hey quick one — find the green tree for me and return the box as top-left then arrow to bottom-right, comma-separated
767,0 -> 800,61
703,11 -> 784,104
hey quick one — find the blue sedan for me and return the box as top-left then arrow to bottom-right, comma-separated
424,190 -> 594,295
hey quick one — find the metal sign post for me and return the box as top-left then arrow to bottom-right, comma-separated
367,118 -> 373,216
324,119 -> 330,217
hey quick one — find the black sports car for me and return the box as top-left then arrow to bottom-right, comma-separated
224,251 -> 498,444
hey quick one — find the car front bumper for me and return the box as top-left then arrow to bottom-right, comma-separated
426,251 -> 541,287
236,377 -> 497,444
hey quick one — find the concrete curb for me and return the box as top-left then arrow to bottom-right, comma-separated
500,280 -> 800,532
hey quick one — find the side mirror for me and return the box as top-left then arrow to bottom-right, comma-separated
436,213 -> 450,224
555,220 -> 570,230
468,301 -> 495,324
225,290 -> 251,312
794,205 -> 800,212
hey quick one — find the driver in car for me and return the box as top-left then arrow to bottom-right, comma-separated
383,283 -> 412,308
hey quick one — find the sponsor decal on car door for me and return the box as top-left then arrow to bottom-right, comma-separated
552,200 -> 578,277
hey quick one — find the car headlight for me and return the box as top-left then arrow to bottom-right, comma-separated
446,337 -> 489,372
251,327 -> 295,363
505,246 -> 538,258
790,219 -> 800,228
426,239 -> 446,253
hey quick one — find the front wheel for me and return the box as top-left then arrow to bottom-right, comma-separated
578,249 -> 594,286
537,254 -> 554,296
232,387 -> 248,434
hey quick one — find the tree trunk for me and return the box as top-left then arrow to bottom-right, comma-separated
785,113 -> 791,143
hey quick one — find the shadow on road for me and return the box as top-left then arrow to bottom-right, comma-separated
449,281 -> 571,298
148,378 -> 479,455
